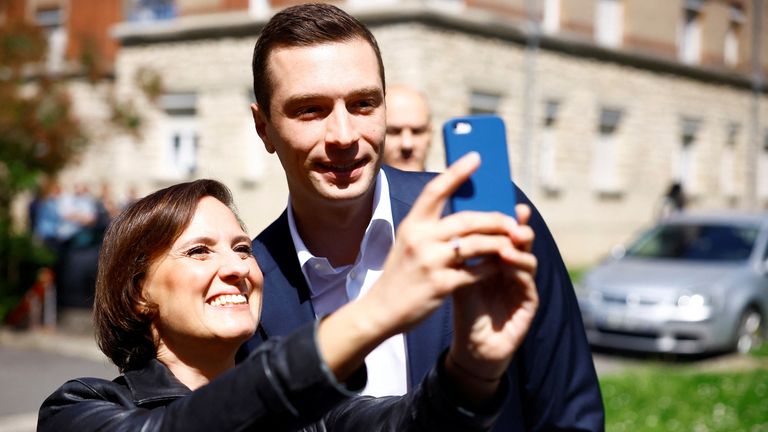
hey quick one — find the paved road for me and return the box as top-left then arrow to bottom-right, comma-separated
0,332 -> 116,432
0,326 -> 756,432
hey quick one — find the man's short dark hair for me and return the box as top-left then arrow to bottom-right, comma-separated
252,3 -> 385,118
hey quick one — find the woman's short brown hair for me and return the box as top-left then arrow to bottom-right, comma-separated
94,179 -> 239,371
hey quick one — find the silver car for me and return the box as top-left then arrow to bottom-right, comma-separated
577,212 -> 768,355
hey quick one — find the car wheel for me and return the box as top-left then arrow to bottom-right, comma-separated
736,308 -> 764,354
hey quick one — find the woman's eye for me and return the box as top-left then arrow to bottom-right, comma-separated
185,245 -> 210,257
235,244 -> 253,257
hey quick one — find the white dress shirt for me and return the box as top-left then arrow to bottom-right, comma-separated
287,170 -> 408,397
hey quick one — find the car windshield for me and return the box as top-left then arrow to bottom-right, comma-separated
626,223 -> 759,261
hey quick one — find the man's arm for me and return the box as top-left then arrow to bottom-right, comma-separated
514,185 -> 605,431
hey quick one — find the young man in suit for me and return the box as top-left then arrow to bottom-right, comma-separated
244,3 -> 604,430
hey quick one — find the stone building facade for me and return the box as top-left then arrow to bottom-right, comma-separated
7,0 -> 768,266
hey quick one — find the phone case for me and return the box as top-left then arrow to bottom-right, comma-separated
442,115 -> 517,218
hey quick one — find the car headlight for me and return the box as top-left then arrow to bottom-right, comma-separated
676,293 -> 710,308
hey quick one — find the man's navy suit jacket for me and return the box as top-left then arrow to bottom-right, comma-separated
242,166 -> 605,431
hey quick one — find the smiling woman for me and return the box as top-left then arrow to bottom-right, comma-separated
38,158 -> 539,431
93,180 -> 246,373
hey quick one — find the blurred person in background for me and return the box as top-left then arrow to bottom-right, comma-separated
121,185 -> 140,211
57,183 -> 97,247
384,84 -> 432,171
33,179 -> 63,254
97,182 -> 121,222
657,182 -> 687,220
56,183 -> 99,308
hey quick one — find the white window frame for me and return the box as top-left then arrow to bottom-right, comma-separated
159,93 -> 199,180
248,0 -> 270,17
595,0 -> 624,48
46,26 -> 67,73
36,8 -> 66,73
678,7 -> 702,64
724,5 -> 743,68
348,0 -> 402,5
242,122 -> 267,184
543,0 -> 561,34
724,25 -> 738,66
676,118 -> 701,193
539,100 -> 560,191
678,136 -> 695,187
720,123 -> 739,197
242,89 -> 267,183
469,90 -> 501,115
759,132 -> 768,200
591,108 -> 623,193
163,116 -> 199,180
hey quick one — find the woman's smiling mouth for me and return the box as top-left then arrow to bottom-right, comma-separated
206,294 -> 248,307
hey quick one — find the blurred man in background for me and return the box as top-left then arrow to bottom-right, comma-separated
384,84 -> 432,171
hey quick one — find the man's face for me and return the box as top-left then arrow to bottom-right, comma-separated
384,87 -> 431,171
252,39 -> 385,208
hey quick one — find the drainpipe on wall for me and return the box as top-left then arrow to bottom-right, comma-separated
520,0 -> 541,193
748,0 -> 764,210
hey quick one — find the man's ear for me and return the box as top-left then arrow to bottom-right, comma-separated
251,103 -> 276,154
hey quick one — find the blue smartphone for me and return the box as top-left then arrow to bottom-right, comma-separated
442,114 -> 517,219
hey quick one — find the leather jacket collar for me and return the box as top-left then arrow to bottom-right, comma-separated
123,359 -> 191,406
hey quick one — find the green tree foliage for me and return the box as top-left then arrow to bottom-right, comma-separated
0,22 -> 160,319
0,22 -> 87,315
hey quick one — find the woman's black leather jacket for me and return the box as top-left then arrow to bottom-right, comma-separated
39,323 -> 507,431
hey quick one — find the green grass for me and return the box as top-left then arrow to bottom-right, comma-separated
568,264 -> 768,430
750,342 -> 768,359
601,367 -> 768,431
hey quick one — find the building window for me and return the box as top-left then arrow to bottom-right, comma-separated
724,5 -> 744,67
36,8 -> 66,73
678,0 -> 703,64
676,117 -> 701,193
720,123 -> 739,198
127,0 -> 176,22
160,93 -> 198,180
543,0 -> 561,34
249,0 -> 270,17
759,131 -> 768,200
539,100 -> 560,192
243,89 -> 266,183
469,90 -> 501,114
592,107 -> 623,193
348,0 -> 402,6
595,0 -> 623,48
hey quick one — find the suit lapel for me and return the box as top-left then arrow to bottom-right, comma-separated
254,211 -> 316,339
